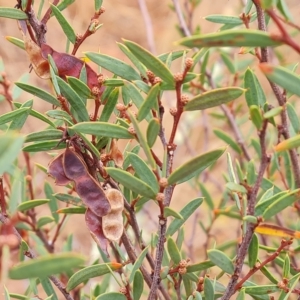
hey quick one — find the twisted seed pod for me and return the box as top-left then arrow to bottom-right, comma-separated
85,208 -> 108,255
48,152 -> 70,186
102,189 -> 124,241
63,148 -> 111,217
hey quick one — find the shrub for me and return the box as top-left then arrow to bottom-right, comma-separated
1,0 -> 300,299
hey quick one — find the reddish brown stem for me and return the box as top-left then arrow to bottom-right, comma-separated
0,177 -> 6,215
235,239 -> 293,291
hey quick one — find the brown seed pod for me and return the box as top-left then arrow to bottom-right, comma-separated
102,189 -> 124,241
63,148 -> 111,217
85,208 -> 108,255
48,152 -> 70,186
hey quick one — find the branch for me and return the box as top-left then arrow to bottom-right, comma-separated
221,120 -> 270,300
252,0 -> 300,189
0,213 -> 74,300
138,0 -> 156,54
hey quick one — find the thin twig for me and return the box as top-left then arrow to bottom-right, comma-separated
138,0 -> 156,54
0,213 -> 74,300
0,177 -> 7,215
253,0 -> 300,189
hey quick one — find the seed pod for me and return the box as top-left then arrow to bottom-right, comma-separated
102,189 -> 124,241
63,148 -> 111,217
48,152 -> 70,186
41,44 -> 104,91
85,208 -> 108,255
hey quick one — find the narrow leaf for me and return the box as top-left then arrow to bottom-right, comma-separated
70,122 -> 133,139
260,63 -> 300,97
123,39 -> 174,84
67,263 -> 122,291
146,118 -> 160,148
95,293 -> 126,300
166,198 -> 203,236
248,234 -> 259,268
184,87 -> 245,111
178,29 -> 282,48
167,237 -> 181,264
0,108 -> 30,126
25,130 -> 63,143
133,270 -> 144,300
17,199 -> 50,212
9,253 -> 85,279
106,167 -> 156,198
207,249 -> 234,274
168,148 -> 225,185
0,7 -> 28,19
213,129 -> 241,154
129,246 -> 149,283
85,52 -> 141,81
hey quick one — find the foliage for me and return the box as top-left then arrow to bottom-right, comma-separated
0,0 -> 300,299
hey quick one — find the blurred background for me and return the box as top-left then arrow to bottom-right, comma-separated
1,0 -> 300,297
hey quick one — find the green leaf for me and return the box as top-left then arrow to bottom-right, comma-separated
95,293 -> 126,300
44,182 -> 59,223
236,289 -> 246,300
85,52 -> 141,81
0,108 -> 30,126
55,0 -> 76,12
128,111 -> 156,169
213,129 -> 242,154
167,237 -> 181,264
226,182 -> 247,193
9,99 -> 32,130
164,207 -> 183,219
5,36 -> 25,50
9,253 -> 85,279
17,199 -> 50,212
67,262 -> 122,291
263,189 -> 300,220
263,106 -> 283,119
146,118 -> 160,148
250,105 -> 263,130
255,191 -> 288,215
40,277 -> 58,300
137,83 -> 160,122
0,132 -> 24,174
23,140 -> 66,152
199,182 -> 214,210
0,7 -> 28,19
207,249 -> 234,274
104,78 -> 124,87
14,102 -> 56,127
166,198 -> 203,236
204,277 -> 215,300
260,63 -> 300,97
8,293 -> 28,300
205,15 -> 244,25
67,76 -> 91,99
184,87 -> 245,111
51,4 -> 76,44
57,207 -> 86,214
70,122 -> 133,139
46,109 -> 72,122
56,76 -> 90,122
187,260 -> 215,273
15,82 -> 60,106
133,270 -> 144,300
277,0 -> 293,21
243,284 -> 279,295
37,216 -> 55,229
158,50 -> 186,63
117,43 -> 148,78
220,51 -> 236,74
168,148 -> 225,185
178,29 -> 282,48
129,246 -> 149,283
25,130 -> 63,143
54,193 -> 84,207
99,88 -> 119,122
123,39 -> 174,84
244,68 -> 266,107
287,103 -> 300,133
127,152 -> 159,192
248,234 -> 259,268
283,254 -> 290,278
106,167 -> 156,198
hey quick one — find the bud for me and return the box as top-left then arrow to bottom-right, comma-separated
159,177 -> 168,188
116,103 -> 126,111
185,57 -> 194,69
180,94 -> 189,105
128,126 -> 136,135
169,107 -> 177,116
178,267 -> 187,275
153,77 -> 162,84
174,72 -> 183,82
119,287 -> 127,294
146,70 -> 155,80
92,86 -> 100,96
156,193 -> 165,202
179,259 -> 188,268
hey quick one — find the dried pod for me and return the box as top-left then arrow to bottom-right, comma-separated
48,152 -> 70,186
109,139 -> 123,168
63,148 -> 111,217
102,189 -> 124,241
41,44 -> 105,92
18,21 -> 50,79
85,208 -> 108,255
